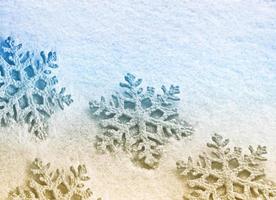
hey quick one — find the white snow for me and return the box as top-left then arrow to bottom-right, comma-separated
0,0 -> 276,199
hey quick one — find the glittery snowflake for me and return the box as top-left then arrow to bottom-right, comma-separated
176,133 -> 276,200
9,158 -> 102,200
89,73 -> 193,168
0,36 -> 73,139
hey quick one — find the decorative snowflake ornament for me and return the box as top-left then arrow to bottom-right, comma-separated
0,37 -> 73,139
89,73 -> 194,169
176,133 -> 276,200
9,158 -> 101,200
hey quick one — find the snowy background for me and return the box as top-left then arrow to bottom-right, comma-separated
0,0 -> 276,199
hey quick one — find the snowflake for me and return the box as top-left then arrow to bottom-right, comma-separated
89,73 -> 193,169
0,36 -> 73,139
176,133 -> 276,200
9,158 -> 102,200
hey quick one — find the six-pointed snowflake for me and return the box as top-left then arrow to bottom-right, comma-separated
89,73 -> 194,168
176,133 -> 276,200
9,158 -> 101,200
0,37 -> 73,139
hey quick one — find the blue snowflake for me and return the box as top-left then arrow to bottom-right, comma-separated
89,73 -> 193,168
0,36 -> 73,139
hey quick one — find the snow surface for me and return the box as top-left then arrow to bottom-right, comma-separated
0,0 -> 276,199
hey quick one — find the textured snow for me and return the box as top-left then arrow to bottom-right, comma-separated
0,0 -> 276,199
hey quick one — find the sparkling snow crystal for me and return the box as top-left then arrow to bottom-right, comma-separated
0,36 -> 73,139
9,158 -> 101,200
89,73 -> 193,168
176,133 -> 276,200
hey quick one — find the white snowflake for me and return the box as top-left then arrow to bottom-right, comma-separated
0,36 -> 73,139
89,73 -> 193,168
176,133 -> 276,200
9,158 -> 102,200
